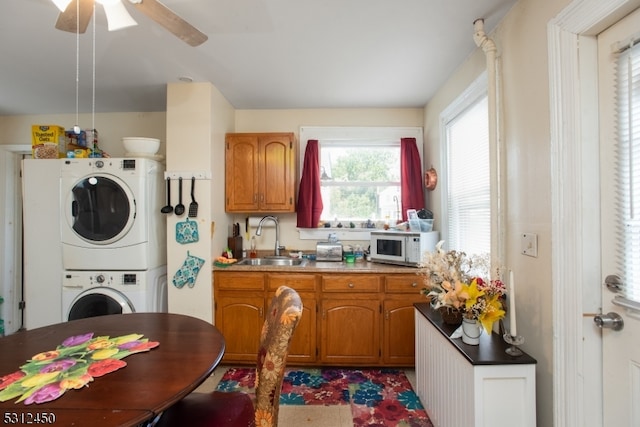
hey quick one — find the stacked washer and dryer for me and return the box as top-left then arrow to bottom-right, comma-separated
22,157 -> 167,328
60,158 -> 167,321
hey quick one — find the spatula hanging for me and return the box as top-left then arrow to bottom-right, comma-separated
188,177 -> 198,218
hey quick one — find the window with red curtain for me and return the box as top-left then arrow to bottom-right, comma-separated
296,128 -> 425,227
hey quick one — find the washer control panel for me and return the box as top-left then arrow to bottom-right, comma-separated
63,271 -> 140,288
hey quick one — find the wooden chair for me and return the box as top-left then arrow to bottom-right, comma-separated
156,285 -> 303,427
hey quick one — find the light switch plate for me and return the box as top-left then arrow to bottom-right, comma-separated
521,233 -> 538,257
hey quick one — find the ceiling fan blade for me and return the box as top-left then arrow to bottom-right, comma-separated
131,0 -> 208,47
55,0 -> 94,34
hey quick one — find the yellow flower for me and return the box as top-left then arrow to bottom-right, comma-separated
112,334 -> 144,345
91,348 -> 119,360
478,294 -> 506,333
280,308 -> 300,325
87,338 -> 115,350
461,279 -> 485,310
20,372 -> 59,388
60,374 -> 93,390
31,351 -> 60,362
255,409 -> 274,427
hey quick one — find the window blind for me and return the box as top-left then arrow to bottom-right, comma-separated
446,96 -> 490,254
616,42 -> 640,304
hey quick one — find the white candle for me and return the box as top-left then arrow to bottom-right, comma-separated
509,270 -> 517,336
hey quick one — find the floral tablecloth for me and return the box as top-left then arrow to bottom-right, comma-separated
0,332 -> 159,405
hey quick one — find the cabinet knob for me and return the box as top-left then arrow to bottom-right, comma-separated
348,283 -> 354,288
411,282 -> 417,287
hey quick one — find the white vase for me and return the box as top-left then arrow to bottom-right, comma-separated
461,318 -> 482,345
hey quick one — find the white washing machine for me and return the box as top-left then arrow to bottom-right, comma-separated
62,267 -> 167,322
60,158 -> 166,271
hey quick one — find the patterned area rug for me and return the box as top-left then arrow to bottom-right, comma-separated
216,368 -> 433,426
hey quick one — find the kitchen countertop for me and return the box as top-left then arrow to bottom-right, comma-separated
213,259 -> 424,274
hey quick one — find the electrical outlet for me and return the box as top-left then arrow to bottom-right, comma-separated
521,233 -> 538,257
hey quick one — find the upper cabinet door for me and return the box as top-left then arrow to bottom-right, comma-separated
225,133 -> 296,213
225,134 -> 260,211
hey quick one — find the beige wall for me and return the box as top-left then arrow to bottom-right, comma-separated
0,112 -> 166,156
424,0 -> 570,424
165,82 -> 234,323
233,108 -> 425,252
1,108 -> 423,254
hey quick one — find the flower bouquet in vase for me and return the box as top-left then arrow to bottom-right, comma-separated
420,241 -> 506,345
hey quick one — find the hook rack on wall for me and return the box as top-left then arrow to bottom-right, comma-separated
164,171 -> 211,180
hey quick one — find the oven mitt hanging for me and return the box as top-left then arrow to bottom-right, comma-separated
176,218 -> 199,244
172,251 -> 205,289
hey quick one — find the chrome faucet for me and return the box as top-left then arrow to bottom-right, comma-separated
256,215 -> 283,256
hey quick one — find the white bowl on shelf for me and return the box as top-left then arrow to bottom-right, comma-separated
122,137 -> 160,155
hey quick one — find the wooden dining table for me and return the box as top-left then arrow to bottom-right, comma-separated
0,312 -> 225,426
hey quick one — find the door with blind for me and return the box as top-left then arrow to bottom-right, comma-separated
597,8 -> 640,425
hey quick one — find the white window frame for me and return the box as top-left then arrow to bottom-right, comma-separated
439,72 -> 490,252
298,126 -> 424,240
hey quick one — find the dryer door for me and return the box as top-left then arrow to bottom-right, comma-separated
67,287 -> 135,321
64,174 -> 136,244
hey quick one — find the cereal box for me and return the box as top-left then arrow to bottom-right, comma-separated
31,125 -> 65,159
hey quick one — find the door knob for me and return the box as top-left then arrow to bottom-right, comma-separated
594,312 -> 624,331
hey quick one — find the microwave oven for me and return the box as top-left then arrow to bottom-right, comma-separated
370,230 -> 439,267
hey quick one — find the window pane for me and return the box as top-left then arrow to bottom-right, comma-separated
320,184 -> 401,221
320,142 -> 401,222
320,145 -> 400,182
446,96 -> 490,254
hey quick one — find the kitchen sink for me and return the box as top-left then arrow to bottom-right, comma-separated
236,257 -> 308,267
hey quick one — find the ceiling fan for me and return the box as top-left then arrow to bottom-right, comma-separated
52,0 -> 207,47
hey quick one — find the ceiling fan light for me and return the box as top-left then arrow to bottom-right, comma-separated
102,0 -> 138,31
51,0 -> 72,12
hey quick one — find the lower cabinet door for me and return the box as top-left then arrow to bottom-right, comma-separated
286,294 -> 317,364
383,298 -> 423,365
320,298 -> 380,365
216,294 -> 265,362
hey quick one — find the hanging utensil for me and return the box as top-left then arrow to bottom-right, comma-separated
188,176 -> 198,218
161,177 -> 173,214
174,177 -> 185,216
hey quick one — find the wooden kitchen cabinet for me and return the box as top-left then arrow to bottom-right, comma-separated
383,274 -> 424,365
214,269 -> 425,367
225,133 -> 296,212
320,274 -> 381,365
215,294 -> 265,362
214,271 -> 265,363
267,273 -> 318,364
321,298 -> 381,365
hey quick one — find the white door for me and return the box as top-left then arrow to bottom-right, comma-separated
598,8 -> 640,425
0,145 -> 31,335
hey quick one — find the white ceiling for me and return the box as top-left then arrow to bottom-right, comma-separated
1,0 -> 517,115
